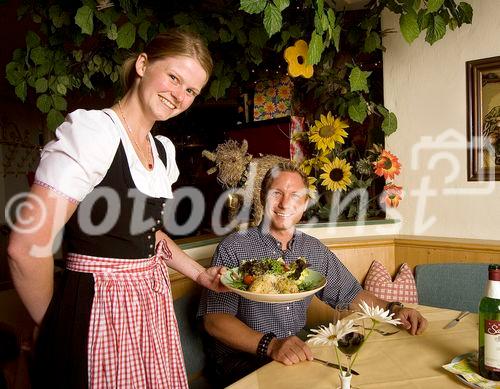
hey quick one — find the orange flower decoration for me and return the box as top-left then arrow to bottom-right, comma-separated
383,184 -> 403,207
284,40 -> 314,78
373,150 -> 401,180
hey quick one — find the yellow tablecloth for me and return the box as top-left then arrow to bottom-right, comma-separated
228,305 -> 478,388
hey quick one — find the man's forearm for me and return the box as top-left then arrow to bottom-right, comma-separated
204,313 -> 264,354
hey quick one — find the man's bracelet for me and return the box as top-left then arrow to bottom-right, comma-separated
257,332 -> 276,359
386,301 -> 404,315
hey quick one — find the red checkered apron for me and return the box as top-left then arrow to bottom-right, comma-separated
66,240 -> 188,388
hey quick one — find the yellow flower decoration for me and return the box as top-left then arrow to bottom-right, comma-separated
309,112 -> 349,152
284,40 -> 314,78
300,154 -> 330,175
320,157 -> 352,192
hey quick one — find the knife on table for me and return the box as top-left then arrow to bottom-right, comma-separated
312,358 -> 360,375
443,311 -> 470,329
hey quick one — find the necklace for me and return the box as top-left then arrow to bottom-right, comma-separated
118,100 -> 153,170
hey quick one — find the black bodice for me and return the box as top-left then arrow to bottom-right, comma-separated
64,138 -> 168,258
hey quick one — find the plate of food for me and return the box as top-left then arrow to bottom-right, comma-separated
221,257 -> 327,303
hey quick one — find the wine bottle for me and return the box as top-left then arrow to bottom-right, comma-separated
478,264 -> 500,381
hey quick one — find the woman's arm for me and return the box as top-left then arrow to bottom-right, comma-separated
7,184 -> 78,325
155,230 -> 226,292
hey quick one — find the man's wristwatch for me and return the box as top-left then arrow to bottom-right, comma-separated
386,301 -> 404,315
257,332 -> 276,359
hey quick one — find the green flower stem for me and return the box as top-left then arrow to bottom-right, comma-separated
334,345 -> 345,374
347,319 -> 376,375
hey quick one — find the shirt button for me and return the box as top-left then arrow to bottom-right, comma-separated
286,306 -> 290,311
147,235 -> 151,240
156,219 -> 161,224
160,210 -> 164,215
149,244 -> 154,248
287,331 -> 291,336
162,202 -> 166,208
151,227 -> 155,232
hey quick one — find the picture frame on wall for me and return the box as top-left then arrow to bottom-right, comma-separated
466,55 -> 500,181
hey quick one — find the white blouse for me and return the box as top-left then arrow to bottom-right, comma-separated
35,108 -> 180,202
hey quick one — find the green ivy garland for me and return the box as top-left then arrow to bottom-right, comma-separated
5,0 -> 472,131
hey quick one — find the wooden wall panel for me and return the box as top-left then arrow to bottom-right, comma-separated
394,237 -> 500,271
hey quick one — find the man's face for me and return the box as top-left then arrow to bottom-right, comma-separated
263,171 -> 309,235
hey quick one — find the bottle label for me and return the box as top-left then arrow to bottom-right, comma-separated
485,320 -> 500,371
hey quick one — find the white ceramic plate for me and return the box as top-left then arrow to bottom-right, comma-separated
221,268 -> 327,303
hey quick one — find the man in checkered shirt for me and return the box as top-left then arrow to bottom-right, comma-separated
198,162 -> 427,387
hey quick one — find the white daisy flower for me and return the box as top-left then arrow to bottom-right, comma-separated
357,301 -> 402,326
307,319 -> 358,347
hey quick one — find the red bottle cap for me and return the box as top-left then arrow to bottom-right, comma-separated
489,264 -> 500,281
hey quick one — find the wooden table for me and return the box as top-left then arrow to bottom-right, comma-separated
228,305 -> 478,388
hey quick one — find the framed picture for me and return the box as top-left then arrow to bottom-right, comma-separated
466,55 -> 500,181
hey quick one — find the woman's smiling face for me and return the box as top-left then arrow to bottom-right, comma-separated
136,54 -> 208,122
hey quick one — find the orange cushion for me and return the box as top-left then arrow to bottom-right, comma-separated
363,260 -> 418,303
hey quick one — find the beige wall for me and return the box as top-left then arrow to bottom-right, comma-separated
381,0 -> 500,240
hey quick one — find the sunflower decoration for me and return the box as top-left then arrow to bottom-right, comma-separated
284,40 -> 314,78
300,154 -> 330,175
309,112 -> 349,152
319,157 -> 352,192
373,150 -> 401,180
383,183 -> 403,208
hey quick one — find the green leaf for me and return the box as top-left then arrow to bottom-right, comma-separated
95,7 -> 118,26
5,62 -> 25,86
376,104 -> 389,116
425,14 -> 446,44
52,94 -> 67,111
35,63 -> 51,78
107,23 -> 118,40
249,27 -> 268,48
73,50 -> 83,62
349,66 -> 371,93
382,112 -> 398,135
116,22 -> 136,49
219,28 -> 233,42
348,98 -> 367,124
173,12 -> 191,26
263,4 -> 282,37
332,24 -> 341,52
138,20 -> 151,42
37,94 -> 52,113
307,31 -> 323,65
327,9 -> 336,27
30,46 -> 49,66
209,77 -> 231,100
314,13 -> 324,34
273,0 -> 289,12
35,78 -> 48,93
426,0 -> 444,13
83,74 -> 93,89
240,0 -> 267,14
75,5 -> 94,35
458,2 -> 473,24
364,31 -> 380,53
236,30 -> 247,45
418,9 -> 431,30
288,24 -> 302,38
104,62 -> 113,75
26,31 -> 40,49
56,83 -> 67,95
15,81 -> 27,102
47,109 -> 65,132
400,9 -> 420,44
48,5 -> 61,25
